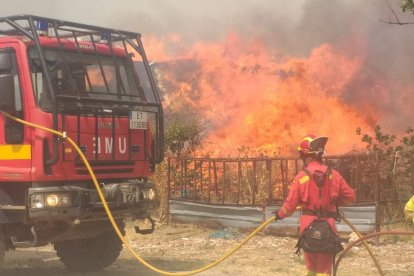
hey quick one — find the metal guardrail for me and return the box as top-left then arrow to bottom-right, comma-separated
169,200 -> 377,234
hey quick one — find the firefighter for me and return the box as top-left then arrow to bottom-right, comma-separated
405,195 -> 414,224
274,134 -> 355,276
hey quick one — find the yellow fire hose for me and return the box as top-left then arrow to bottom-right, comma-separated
2,112 -> 275,275
334,230 -> 414,276
3,111 -> 413,276
340,215 -> 384,275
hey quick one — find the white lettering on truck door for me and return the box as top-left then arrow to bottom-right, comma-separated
119,137 -> 126,154
93,137 -> 127,155
93,137 -> 101,154
105,137 -> 113,154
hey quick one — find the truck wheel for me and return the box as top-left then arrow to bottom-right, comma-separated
54,222 -> 125,272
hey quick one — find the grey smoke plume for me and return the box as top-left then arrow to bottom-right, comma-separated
1,0 -> 413,130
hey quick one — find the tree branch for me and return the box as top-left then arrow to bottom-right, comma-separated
380,0 -> 414,25
379,18 -> 414,25
386,0 -> 402,23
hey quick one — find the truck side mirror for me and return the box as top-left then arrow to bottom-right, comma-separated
0,52 -> 16,114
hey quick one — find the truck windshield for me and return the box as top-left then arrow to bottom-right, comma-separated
28,47 -> 150,111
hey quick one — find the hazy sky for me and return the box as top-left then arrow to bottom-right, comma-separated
0,0 -> 307,36
1,0 -> 413,62
1,1 -> 413,81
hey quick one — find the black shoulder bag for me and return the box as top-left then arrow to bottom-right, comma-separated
296,219 -> 343,254
295,166 -> 344,255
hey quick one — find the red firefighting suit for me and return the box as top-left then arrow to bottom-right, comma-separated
276,161 -> 355,276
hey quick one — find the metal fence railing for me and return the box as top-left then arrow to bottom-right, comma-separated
167,153 -> 412,230
167,154 -> 379,205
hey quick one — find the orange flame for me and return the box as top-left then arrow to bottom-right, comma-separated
144,34 -> 385,157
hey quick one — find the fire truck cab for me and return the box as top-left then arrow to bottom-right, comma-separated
0,15 -> 163,271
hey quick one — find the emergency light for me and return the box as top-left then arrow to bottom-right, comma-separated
99,32 -> 111,44
35,20 -> 49,36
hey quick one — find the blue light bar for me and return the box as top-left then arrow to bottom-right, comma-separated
99,32 -> 111,44
36,21 -> 49,36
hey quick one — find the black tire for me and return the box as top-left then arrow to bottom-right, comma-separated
54,222 -> 125,272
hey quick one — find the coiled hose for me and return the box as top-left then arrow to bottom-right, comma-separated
334,231 -> 414,276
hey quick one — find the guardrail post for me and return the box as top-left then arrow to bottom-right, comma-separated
167,157 -> 171,224
213,161 -> 218,200
237,160 -> 241,205
267,160 -> 272,202
222,161 -> 226,204
208,161 -> 211,204
281,160 -> 287,199
194,160 -> 197,201
184,159 -> 188,198
200,161 -> 204,203
356,155 -> 360,202
252,160 -> 256,205
375,153 -> 381,233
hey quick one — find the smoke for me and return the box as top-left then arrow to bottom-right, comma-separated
1,0 -> 413,136
2,0 -> 413,75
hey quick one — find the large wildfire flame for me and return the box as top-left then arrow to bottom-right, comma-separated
143,33 -> 411,157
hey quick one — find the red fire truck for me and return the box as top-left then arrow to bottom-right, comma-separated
0,15 -> 163,271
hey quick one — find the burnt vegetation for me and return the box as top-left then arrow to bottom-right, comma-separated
356,125 -> 414,225
152,104 -> 414,226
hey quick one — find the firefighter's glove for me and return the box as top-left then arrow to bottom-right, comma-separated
274,209 -> 283,222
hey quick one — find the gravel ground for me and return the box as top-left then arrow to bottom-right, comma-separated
0,221 -> 413,276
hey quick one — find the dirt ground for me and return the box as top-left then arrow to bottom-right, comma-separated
0,221 -> 413,276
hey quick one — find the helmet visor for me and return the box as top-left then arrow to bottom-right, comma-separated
309,136 -> 328,153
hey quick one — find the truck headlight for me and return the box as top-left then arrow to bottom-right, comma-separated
60,194 -> 71,206
46,194 -> 59,207
31,194 -> 45,209
142,189 -> 156,201
147,189 -> 156,200
31,193 -> 72,209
